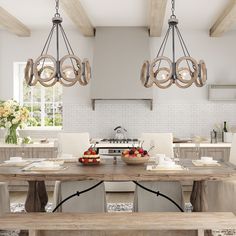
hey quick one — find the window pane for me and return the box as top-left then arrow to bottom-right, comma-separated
32,104 -> 41,126
54,113 -> 63,126
45,87 -> 54,102
54,83 -> 62,102
44,103 -> 54,126
33,83 -> 41,103
23,81 -> 31,103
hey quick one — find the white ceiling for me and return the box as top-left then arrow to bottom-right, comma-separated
0,0 -> 233,32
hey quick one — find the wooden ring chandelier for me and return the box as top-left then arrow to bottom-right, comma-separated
141,0 -> 207,89
25,0 -> 91,87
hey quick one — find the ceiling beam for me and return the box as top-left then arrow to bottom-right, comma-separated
61,0 -> 94,37
149,0 -> 167,37
0,7 -> 30,37
210,0 -> 236,37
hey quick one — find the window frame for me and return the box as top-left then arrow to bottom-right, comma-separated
13,62 -> 62,130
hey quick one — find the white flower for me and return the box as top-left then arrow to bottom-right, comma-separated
12,119 -> 18,125
5,121 -> 12,128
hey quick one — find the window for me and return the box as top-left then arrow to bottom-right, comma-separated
14,62 -> 63,127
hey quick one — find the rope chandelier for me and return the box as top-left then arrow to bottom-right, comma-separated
25,0 -> 91,87
141,0 -> 207,89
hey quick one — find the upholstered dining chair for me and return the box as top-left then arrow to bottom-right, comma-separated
0,182 -> 10,215
133,133 -> 184,212
53,132 -> 107,212
207,133 -> 236,214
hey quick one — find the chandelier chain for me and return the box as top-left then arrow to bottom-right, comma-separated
171,0 -> 175,16
55,0 -> 60,15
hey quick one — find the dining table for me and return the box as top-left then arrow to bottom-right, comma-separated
0,158 -> 236,213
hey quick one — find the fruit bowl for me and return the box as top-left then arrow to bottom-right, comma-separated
121,147 -> 150,165
121,155 -> 150,165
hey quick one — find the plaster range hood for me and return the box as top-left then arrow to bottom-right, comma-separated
91,27 -> 153,110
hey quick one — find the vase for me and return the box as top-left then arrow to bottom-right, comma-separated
5,126 -> 19,145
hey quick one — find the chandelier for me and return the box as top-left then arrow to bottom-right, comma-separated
25,0 -> 91,87
141,0 -> 207,89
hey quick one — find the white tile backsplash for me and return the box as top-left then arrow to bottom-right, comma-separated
63,101 -> 236,139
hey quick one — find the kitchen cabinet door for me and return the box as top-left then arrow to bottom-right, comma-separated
31,147 -> 57,159
201,148 -> 230,162
174,147 -> 201,160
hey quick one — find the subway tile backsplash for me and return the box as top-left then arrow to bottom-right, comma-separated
63,101 -> 236,139
0,101 -> 235,140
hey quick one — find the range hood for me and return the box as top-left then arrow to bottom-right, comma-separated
91,27 -> 153,110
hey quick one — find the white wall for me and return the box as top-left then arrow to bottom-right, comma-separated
63,29 -> 236,138
0,29 -> 236,139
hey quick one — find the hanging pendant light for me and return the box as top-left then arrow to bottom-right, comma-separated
141,0 -> 207,89
25,0 -> 91,87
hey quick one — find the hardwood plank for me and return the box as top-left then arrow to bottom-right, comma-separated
210,0 -> 236,37
61,0 -> 94,37
0,7 -> 30,37
0,159 -> 235,182
149,0 -> 167,37
40,230 -> 196,236
0,212 -> 235,231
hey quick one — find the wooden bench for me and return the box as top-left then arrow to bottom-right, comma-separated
0,212 -> 235,236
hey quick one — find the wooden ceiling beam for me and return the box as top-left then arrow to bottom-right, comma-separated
0,7 -> 30,37
61,0 -> 94,37
210,0 -> 236,37
149,0 -> 167,37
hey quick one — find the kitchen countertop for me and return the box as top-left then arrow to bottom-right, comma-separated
173,142 -> 231,148
0,142 -> 56,148
0,141 -> 231,148
92,139 -> 231,148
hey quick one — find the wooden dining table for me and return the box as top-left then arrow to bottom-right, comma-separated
0,158 -> 235,213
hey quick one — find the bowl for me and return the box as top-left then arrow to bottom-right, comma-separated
121,155 -> 150,165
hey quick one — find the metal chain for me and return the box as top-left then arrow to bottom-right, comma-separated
171,0 -> 175,16
55,0 -> 59,15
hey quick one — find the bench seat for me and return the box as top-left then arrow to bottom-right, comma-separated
0,212 -> 235,236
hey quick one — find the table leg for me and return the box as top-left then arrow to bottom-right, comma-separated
25,181 -> 48,212
190,180 -> 208,212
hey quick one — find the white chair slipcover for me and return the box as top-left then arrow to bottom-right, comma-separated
207,134 -> 236,213
53,132 -> 107,212
133,133 -> 184,212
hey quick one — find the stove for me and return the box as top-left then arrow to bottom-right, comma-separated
95,138 -> 140,155
100,138 -> 139,144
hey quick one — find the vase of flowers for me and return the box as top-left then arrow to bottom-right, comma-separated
0,100 -> 30,145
